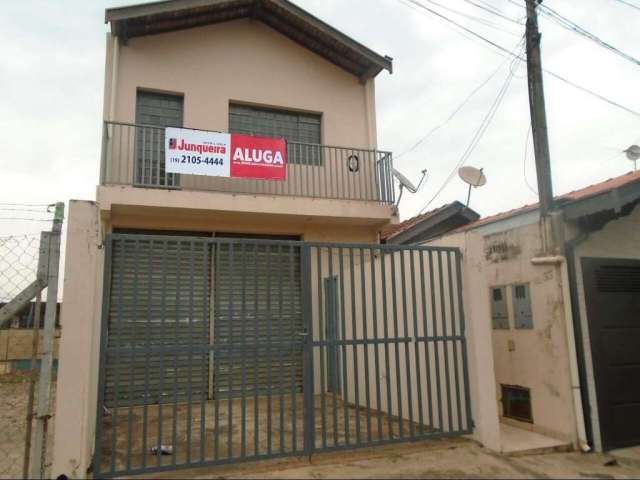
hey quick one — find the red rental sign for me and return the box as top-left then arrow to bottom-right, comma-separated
230,134 -> 287,180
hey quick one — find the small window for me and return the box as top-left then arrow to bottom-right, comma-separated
512,283 -> 533,329
501,385 -> 533,423
490,286 -> 509,329
229,103 -> 322,166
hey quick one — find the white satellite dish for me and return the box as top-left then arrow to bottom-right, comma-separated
458,166 -> 487,207
393,168 -> 427,207
459,166 -> 487,187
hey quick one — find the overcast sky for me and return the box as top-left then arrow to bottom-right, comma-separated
0,0 -> 639,240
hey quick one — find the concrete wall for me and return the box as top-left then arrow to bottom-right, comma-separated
52,201 -> 104,479
573,204 -> 640,452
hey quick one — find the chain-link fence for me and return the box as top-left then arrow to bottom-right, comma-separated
0,205 -> 63,480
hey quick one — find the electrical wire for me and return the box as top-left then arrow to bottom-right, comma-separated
461,0 -> 524,24
522,123 -> 538,195
0,217 -> 55,222
0,208 -> 53,214
421,0 -> 522,35
538,3 -> 640,68
395,40 -> 522,161
0,202 -> 53,207
395,0 -> 640,118
613,0 -> 640,11
418,42 -> 524,213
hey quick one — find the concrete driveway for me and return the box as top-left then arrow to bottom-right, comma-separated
150,437 -> 640,479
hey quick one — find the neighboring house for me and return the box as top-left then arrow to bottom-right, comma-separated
381,201 -> 480,244
51,2 -> 483,478
424,170 -> 640,453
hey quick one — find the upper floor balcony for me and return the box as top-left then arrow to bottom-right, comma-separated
100,121 -> 396,205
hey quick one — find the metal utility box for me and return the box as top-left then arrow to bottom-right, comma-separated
490,286 -> 509,329
513,283 -> 533,329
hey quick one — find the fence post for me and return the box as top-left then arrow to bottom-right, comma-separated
31,203 -> 64,479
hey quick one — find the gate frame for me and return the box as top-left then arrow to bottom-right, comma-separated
92,234 -> 473,478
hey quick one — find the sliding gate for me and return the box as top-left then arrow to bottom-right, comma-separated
94,234 -> 471,477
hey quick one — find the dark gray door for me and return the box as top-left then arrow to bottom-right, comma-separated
104,235 -> 210,406
213,242 -> 303,398
582,257 -> 640,451
135,91 -> 183,186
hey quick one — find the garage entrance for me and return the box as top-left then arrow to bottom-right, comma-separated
94,234 -> 472,477
582,257 -> 640,451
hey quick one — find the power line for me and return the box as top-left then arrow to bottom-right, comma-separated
611,0 -> 640,12
421,0 -> 522,35
395,0 -> 640,118
395,42 -> 521,160
0,208 -> 53,214
460,0 -> 524,24
418,44 -> 523,213
0,202 -> 53,207
0,218 -> 55,222
539,3 -> 640,67
522,123 -> 538,195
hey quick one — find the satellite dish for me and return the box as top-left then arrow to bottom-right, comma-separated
459,166 -> 487,187
625,145 -> 640,171
625,145 -> 640,161
393,168 -> 427,207
458,166 -> 487,208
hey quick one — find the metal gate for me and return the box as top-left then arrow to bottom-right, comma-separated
94,234 -> 471,477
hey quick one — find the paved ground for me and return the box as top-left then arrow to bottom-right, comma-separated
148,438 -> 640,479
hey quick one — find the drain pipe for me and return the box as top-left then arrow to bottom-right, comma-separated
530,254 -> 591,453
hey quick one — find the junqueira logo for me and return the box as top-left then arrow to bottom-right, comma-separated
169,138 -> 177,149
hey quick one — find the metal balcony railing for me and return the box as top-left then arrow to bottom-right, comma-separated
100,121 -> 395,204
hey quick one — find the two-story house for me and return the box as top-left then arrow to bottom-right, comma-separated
52,1 -> 479,478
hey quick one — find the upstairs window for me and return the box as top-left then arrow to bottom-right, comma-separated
229,103 -> 322,165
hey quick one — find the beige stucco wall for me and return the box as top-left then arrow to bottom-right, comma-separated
101,20 -> 385,201
52,201 -> 104,479
106,19 -> 376,149
572,204 -> 640,452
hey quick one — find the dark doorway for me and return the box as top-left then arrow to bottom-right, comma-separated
582,257 -> 640,451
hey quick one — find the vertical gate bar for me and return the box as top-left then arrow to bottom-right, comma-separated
428,250 -> 444,432
369,247 -> 383,441
328,248 -> 338,447
359,248 -> 372,444
389,251 -> 404,438
379,250 -> 393,440
418,250 -> 434,433
171,242 -> 181,467
409,250 -> 425,436
142,240 -> 153,469
125,239 -> 140,472
437,251 -> 453,433
93,236 -> 113,477
199,242 -> 208,463
156,129 -> 161,185
278,244 -> 285,454
317,248 -> 327,449
157,240 -> 169,468
399,250 -> 415,438
240,243 -> 247,458
111,239 -> 125,473
338,247 -> 350,445
187,241 -> 196,464
213,243 -> 221,461
289,245 -> 297,453
253,244 -> 260,457
348,248 -> 361,444
301,244 -> 315,456
455,250 -> 473,431
266,245 -> 273,456
446,251 -> 463,432
227,242 -> 235,459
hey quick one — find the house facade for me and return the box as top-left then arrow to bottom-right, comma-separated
425,171 -> 640,454
51,2 -> 485,478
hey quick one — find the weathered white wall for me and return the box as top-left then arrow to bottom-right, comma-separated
573,204 -> 640,452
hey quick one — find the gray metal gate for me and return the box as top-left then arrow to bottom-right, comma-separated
94,234 -> 471,478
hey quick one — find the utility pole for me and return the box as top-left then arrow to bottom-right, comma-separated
525,0 -> 555,218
